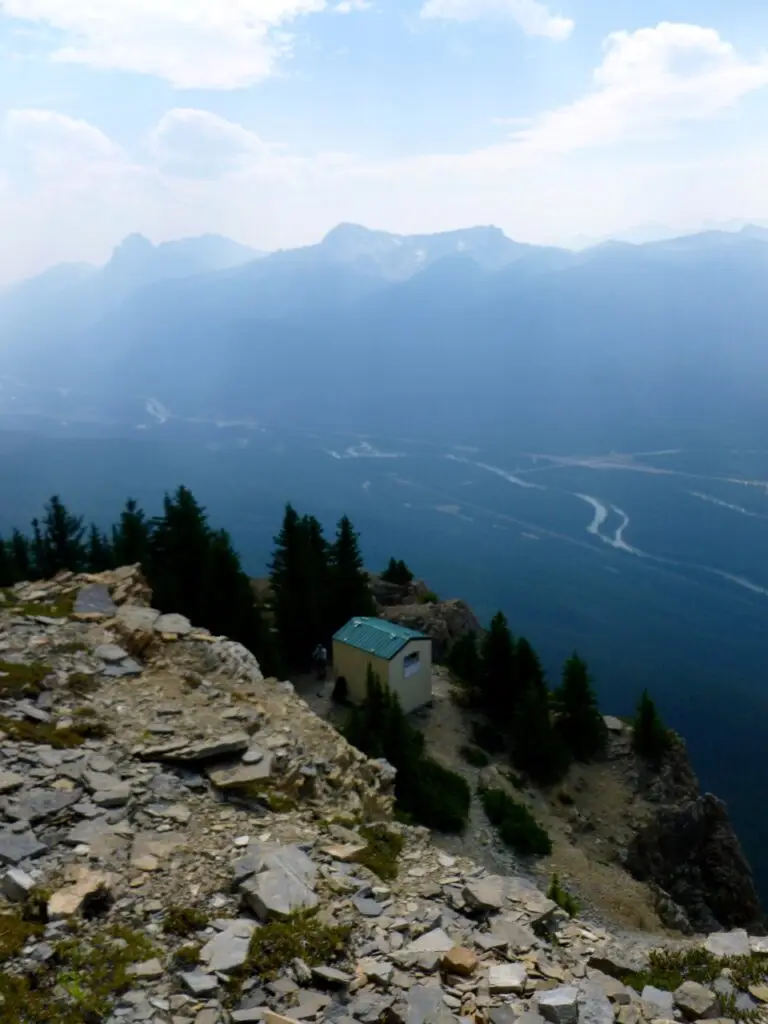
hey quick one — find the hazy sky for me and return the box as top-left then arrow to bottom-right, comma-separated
2,0 -> 768,282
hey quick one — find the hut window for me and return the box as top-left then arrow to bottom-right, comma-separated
404,651 -> 420,678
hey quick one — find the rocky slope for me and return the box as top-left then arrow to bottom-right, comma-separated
0,567 -> 766,1024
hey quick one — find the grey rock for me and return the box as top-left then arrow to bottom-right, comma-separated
127,957 -> 165,979
404,984 -> 457,1024
231,1011 -> 268,1023
117,605 -> 161,630
587,971 -> 631,1005
0,823 -> 47,864
12,787 -> 82,823
674,981 -> 719,1020
641,986 -> 674,1012
93,784 -> 132,807
463,876 -> 508,912
404,929 -> 454,954
578,982 -> 613,1024
487,914 -> 537,951
489,963 -> 528,994
242,745 -> 266,766
180,971 -> 220,996
207,758 -> 273,790
201,920 -> 257,973
94,643 -> 130,663
0,771 -> 26,795
2,866 -> 36,901
312,965 -> 353,987
17,701 -> 51,723
353,896 -> 385,918
241,866 -> 318,920
489,1009 -> 520,1024
537,986 -> 580,1024
705,931 -> 751,958
74,584 -> 117,616
83,770 -> 123,793
154,613 -> 193,635
347,991 -> 395,1023
104,659 -> 143,677
751,935 -> 768,954
173,732 -> 251,763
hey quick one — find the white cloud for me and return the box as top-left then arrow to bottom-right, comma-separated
420,0 -> 574,41
334,0 -> 371,11
0,0 -> 327,89
3,23 -> 768,282
506,22 -> 768,157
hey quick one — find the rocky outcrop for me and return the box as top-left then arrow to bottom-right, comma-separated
379,598 -> 482,661
0,566 -> 766,1024
623,735 -> 765,935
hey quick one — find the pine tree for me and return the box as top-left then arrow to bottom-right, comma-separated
303,514 -> 332,646
39,496 -> 86,576
0,535 -> 14,587
112,498 -> 150,567
147,486 -> 211,622
329,514 -> 374,632
381,558 -> 414,586
556,653 -> 607,761
448,631 -> 481,703
511,680 -> 569,785
10,530 -> 31,582
633,689 -> 671,765
479,611 -> 519,720
516,637 -> 547,695
30,519 -> 45,579
269,504 -> 318,669
86,524 -> 113,572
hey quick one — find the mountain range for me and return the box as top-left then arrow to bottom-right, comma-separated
2,223 -> 768,450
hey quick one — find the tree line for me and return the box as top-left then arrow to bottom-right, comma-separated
0,491 -> 376,679
448,611 -> 671,782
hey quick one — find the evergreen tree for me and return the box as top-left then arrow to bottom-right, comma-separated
516,637 -> 547,695
112,498 -> 150,567
447,631 -> 481,703
10,530 -> 31,582
329,514 -> 374,631
381,558 -> 414,586
510,680 -> 569,785
303,514 -> 332,646
86,524 -> 113,573
38,496 -> 86,576
30,519 -> 45,579
0,535 -> 14,587
147,486 -> 211,623
556,653 -> 607,761
479,611 -> 519,720
633,689 -> 671,766
269,504 -> 319,669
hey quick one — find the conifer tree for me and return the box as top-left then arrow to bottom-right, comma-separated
112,498 -> 150,567
633,689 -> 671,765
516,637 -> 547,695
479,611 -> 519,720
10,530 -> 31,582
329,514 -> 374,631
381,558 -> 414,586
269,504 -> 318,669
556,653 -> 607,761
511,679 -> 569,785
86,524 -> 113,573
147,486 -> 211,622
30,519 -> 45,579
448,631 -> 481,703
0,535 -> 14,587
39,495 -> 86,576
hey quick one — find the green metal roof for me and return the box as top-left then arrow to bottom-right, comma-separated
333,616 -> 427,661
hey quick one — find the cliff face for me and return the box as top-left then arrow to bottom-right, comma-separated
370,576 -> 482,660
626,737 -> 765,934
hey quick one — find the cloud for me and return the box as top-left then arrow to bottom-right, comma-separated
505,22 -> 768,157
3,108 -> 123,185
334,0 -> 371,11
0,0 -> 327,89
148,109 -> 275,179
420,0 -> 574,41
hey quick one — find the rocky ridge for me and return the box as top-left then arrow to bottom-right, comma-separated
0,567 -> 766,1024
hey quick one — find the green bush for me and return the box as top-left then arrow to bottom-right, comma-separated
460,744 -> 490,768
417,590 -> 439,604
547,873 -> 579,916
481,788 -> 552,856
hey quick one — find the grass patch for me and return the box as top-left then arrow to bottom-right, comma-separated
481,788 -> 552,856
56,640 -> 89,655
460,744 -> 490,768
0,912 -> 45,963
242,910 -> 351,981
352,824 -> 404,881
162,906 -> 209,937
15,592 -> 76,619
547,874 -> 579,917
66,672 -> 100,696
173,944 -> 201,969
0,660 -> 53,699
0,713 -> 110,748
623,947 -> 768,998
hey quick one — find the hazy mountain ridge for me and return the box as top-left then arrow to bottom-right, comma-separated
2,223 -> 768,449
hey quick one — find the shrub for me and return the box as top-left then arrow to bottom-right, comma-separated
547,873 -> 579,916
460,744 -> 490,768
471,722 -> 506,754
162,906 -> 209,937
481,788 -> 552,856
243,910 -> 351,981
331,675 -> 349,705
418,590 -> 439,604
352,825 -> 404,880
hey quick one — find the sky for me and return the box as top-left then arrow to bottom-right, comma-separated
2,0 -> 768,282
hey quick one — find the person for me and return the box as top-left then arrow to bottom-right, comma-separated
313,643 -> 328,681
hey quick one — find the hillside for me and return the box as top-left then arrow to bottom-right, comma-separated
0,565 -> 766,1024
